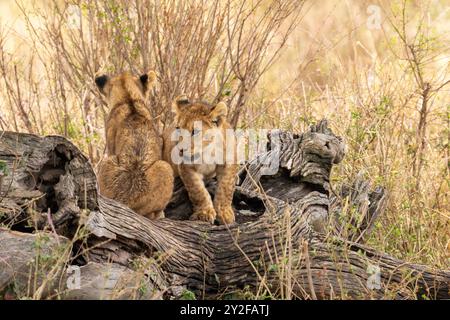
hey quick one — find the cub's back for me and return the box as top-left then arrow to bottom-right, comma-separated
108,104 -> 162,165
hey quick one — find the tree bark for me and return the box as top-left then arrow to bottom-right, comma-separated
0,229 -> 167,300
0,228 -> 68,299
0,121 -> 448,300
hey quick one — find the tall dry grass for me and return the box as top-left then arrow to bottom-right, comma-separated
0,0 -> 304,162
242,0 -> 450,269
0,0 -> 449,298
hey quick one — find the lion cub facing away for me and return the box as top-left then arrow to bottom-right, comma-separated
163,96 -> 238,225
95,71 -> 174,219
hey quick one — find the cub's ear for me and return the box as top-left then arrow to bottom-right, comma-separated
95,75 -> 109,94
209,101 -> 228,121
139,70 -> 157,85
140,71 -> 157,96
172,94 -> 190,114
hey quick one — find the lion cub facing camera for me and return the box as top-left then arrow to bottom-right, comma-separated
95,71 -> 174,219
163,96 -> 238,225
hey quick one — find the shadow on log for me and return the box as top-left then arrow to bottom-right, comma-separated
0,121 -> 448,299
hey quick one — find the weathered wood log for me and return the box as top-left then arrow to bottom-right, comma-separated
0,122 -> 448,300
0,228 -> 168,300
0,228 -> 69,299
330,173 -> 388,243
62,261 -> 168,300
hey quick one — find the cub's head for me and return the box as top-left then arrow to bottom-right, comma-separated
171,96 -> 231,164
95,71 -> 157,106
172,95 -> 229,133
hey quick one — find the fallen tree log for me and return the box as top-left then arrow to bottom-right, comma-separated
0,229 -> 167,300
0,228 -> 68,299
0,121 -> 448,299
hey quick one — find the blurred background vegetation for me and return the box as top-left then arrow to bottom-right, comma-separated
0,0 -> 448,270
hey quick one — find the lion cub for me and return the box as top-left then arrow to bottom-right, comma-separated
95,71 -> 174,219
163,96 -> 238,225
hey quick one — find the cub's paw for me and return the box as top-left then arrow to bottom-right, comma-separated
216,205 -> 235,225
145,210 -> 165,220
190,207 -> 216,224
154,210 -> 165,219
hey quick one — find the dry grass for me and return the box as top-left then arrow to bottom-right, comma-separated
0,0 -> 449,299
243,0 -> 450,270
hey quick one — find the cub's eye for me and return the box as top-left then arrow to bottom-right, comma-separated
192,128 -> 200,136
212,119 -> 219,126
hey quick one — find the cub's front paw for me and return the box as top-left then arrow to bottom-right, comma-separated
216,205 -> 235,225
144,210 -> 165,220
190,207 -> 216,224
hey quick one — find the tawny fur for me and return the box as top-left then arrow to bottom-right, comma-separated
96,71 -> 174,219
163,97 -> 238,225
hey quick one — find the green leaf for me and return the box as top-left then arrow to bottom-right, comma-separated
180,289 -> 196,300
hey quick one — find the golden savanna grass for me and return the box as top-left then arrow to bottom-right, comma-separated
0,0 -> 449,298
